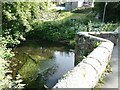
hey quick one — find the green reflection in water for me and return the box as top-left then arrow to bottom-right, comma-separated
10,40 -> 70,89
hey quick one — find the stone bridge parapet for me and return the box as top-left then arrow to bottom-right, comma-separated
53,30 -> 119,88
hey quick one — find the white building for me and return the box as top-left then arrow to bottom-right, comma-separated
65,0 -> 94,10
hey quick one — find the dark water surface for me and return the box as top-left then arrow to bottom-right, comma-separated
11,40 -> 74,89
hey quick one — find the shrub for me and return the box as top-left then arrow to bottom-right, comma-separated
27,19 -> 117,45
0,36 -> 25,89
2,2 -> 41,47
0,36 -> 13,89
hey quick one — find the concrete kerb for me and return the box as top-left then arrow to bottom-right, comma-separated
53,31 -> 118,88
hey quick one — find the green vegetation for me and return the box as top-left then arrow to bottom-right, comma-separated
0,36 -> 25,89
0,36 -> 13,89
2,2 -> 40,47
1,2 -> 43,89
94,2 -> 120,22
94,60 -> 112,89
1,1 -> 119,89
2,2 -> 118,46
27,20 -> 118,44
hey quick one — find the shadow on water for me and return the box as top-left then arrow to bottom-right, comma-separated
10,40 -> 75,89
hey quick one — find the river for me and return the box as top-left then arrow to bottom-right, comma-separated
10,40 -> 75,89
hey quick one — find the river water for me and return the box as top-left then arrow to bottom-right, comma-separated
11,40 -> 74,89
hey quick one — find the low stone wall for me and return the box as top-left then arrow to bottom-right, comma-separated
74,32 -> 119,65
53,31 -> 118,88
88,32 -> 119,45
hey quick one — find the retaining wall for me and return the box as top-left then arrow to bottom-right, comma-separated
53,31 -> 119,88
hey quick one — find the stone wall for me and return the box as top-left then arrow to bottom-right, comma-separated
53,31 -> 119,88
88,32 -> 119,45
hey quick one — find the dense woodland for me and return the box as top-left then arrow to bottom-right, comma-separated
0,1 -> 120,89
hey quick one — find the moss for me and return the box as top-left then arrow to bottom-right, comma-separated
94,60 -> 112,89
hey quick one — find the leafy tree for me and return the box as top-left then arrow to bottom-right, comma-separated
94,2 -> 120,22
2,2 -> 40,47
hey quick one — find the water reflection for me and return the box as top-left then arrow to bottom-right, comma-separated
11,40 -> 74,89
46,51 -> 74,88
